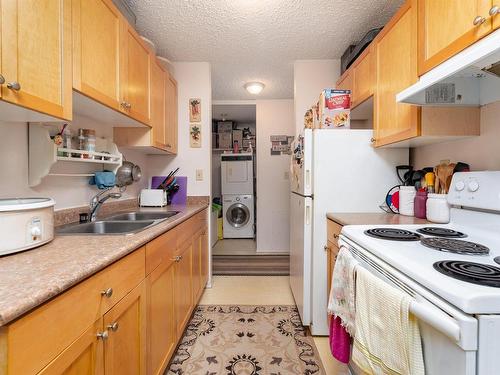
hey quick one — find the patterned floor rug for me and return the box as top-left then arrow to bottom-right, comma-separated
166,305 -> 325,375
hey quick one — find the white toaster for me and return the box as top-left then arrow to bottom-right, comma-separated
139,189 -> 167,207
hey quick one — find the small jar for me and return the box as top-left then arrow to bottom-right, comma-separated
82,129 -> 96,159
399,186 -> 416,216
414,190 -> 428,219
426,194 -> 450,223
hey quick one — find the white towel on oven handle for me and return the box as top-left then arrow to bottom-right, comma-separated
327,246 -> 358,336
352,266 -> 425,375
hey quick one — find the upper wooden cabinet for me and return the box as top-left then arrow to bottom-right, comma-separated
373,0 -> 420,147
121,22 -> 151,125
418,0 -> 498,75
72,0 -> 122,111
0,0 -> 72,120
165,74 -> 179,154
336,46 -> 374,108
151,59 -> 167,150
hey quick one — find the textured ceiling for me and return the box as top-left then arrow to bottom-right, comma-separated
125,0 -> 404,100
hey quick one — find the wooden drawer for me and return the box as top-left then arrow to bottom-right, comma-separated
146,227 -> 177,275
4,248 -> 145,375
327,219 -> 342,246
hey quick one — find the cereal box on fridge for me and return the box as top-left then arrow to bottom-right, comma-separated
318,89 -> 351,129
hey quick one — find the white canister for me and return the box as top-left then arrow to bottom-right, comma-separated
426,193 -> 450,223
399,186 -> 416,216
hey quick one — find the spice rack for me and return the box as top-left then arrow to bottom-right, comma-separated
28,123 -> 123,187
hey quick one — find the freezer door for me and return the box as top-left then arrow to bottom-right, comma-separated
290,129 -> 312,196
289,192 -> 313,325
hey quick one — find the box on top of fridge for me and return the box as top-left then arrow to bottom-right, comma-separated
318,89 -> 351,129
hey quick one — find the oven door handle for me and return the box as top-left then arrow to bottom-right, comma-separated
410,298 -> 460,342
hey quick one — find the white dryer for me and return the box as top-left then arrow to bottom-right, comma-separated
221,153 -> 254,195
223,194 -> 254,238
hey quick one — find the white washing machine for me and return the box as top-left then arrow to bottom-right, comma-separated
221,153 -> 254,195
223,194 -> 254,238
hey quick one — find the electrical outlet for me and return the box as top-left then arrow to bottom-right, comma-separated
196,169 -> 203,181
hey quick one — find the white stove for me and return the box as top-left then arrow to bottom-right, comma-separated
339,171 -> 500,375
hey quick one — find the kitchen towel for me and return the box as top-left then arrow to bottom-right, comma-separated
89,171 -> 116,189
327,246 -> 358,335
329,315 -> 351,364
352,267 -> 425,375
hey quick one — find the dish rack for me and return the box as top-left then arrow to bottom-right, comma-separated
28,123 -> 123,187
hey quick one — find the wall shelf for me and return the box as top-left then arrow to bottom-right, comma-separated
28,124 -> 123,187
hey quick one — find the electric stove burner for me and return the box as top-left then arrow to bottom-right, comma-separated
434,260 -> 500,287
494,257 -> 500,266
416,227 -> 467,238
364,228 -> 421,241
421,237 -> 489,255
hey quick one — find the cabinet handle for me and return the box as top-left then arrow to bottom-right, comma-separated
0,74 -> 4,84
473,15 -> 486,25
333,234 -> 339,239
7,81 -> 20,91
490,5 -> 499,16
101,287 -> 113,298
166,143 -> 172,148
171,255 -> 182,262
107,322 -> 119,332
125,102 -> 131,109
97,330 -> 109,340
324,245 -> 330,251
370,137 -> 376,143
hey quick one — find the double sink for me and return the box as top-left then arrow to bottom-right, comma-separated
57,211 -> 180,235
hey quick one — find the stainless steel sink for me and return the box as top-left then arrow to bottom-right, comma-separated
105,211 -> 179,221
57,220 -> 156,235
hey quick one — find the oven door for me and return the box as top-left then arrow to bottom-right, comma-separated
340,237 -> 478,375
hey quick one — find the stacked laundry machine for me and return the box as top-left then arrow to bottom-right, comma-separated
221,153 -> 255,238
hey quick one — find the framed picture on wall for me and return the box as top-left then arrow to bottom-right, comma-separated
190,123 -> 201,148
189,98 -> 201,122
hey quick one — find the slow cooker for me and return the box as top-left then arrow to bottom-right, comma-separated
0,198 -> 55,256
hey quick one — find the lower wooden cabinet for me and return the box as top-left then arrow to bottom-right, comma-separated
147,259 -> 176,375
174,239 -> 194,338
38,319 -> 104,375
103,281 -> 147,375
326,219 -> 342,298
0,209 -> 209,375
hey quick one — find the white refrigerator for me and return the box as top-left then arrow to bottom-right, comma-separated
289,129 -> 408,335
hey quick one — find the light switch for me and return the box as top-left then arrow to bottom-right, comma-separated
196,169 -> 203,181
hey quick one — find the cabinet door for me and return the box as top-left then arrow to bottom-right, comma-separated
374,0 -> 420,147
104,281 -> 147,375
150,59 -> 167,150
336,70 -> 353,91
147,260 -> 176,375
174,240 -> 193,338
165,74 -> 178,154
121,22 -> 150,125
72,0 -> 122,111
38,319 -> 104,375
191,231 -> 202,302
326,240 -> 340,299
352,47 -> 374,107
418,0 -> 492,75
494,3 -> 500,30
200,227 -> 209,289
1,0 -> 72,120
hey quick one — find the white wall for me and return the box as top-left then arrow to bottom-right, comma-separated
0,116 -> 149,209
147,62 -> 212,197
294,60 -> 341,135
411,101 -> 500,170
256,99 -> 294,253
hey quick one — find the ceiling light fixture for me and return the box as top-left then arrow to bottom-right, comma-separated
244,82 -> 265,95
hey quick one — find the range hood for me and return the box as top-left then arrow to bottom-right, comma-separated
397,29 -> 500,106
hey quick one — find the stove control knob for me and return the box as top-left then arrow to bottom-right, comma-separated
455,181 -> 465,191
468,180 -> 479,192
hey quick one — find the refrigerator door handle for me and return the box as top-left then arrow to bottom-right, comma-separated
306,169 -> 311,191
305,204 -> 311,225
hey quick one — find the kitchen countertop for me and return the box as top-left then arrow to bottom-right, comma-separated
0,203 -> 208,326
327,212 -> 430,226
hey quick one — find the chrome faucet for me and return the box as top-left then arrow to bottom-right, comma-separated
89,189 -> 122,222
